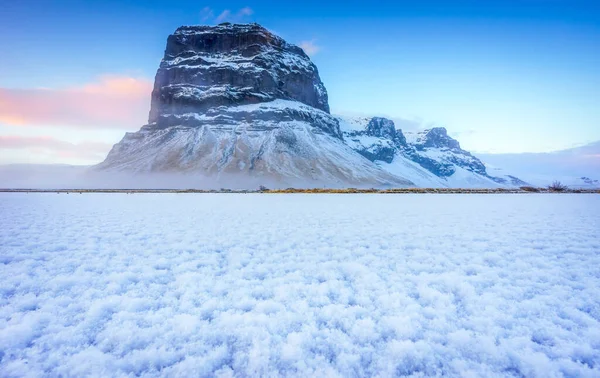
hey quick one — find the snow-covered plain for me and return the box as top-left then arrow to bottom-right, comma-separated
1,193 -> 599,377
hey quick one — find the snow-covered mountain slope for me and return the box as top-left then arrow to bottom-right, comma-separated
339,117 -> 447,187
480,141 -> 600,188
98,100 -> 409,187
96,23 -> 413,188
338,116 -> 528,188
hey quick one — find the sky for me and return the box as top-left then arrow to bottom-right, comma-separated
1,0 -> 599,165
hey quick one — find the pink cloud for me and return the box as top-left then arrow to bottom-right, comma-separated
0,135 -> 112,161
0,75 -> 153,130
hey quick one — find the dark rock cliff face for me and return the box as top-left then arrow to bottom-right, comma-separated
344,117 -> 407,163
147,23 -> 333,133
409,127 -> 487,177
413,127 -> 460,151
366,118 -> 397,140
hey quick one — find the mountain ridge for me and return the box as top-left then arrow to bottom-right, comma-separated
337,115 -> 529,188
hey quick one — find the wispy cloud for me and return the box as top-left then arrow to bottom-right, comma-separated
200,6 -> 214,22
450,129 -> 477,138
298,40 -> 321,57
0,135 -> 112,161
0,75 -> 152,130
238,7 -> 254,17
215,10 -> 232,23
204,7 -> 254,24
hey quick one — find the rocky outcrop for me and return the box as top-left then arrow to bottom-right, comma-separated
407,127 -> 487,177
343,117 -> 404,163
147,23 -> 333,131
97,23 -> 412,188
365,118 -> 398,140
339,116 -> 526,187
412,127 -> 460,150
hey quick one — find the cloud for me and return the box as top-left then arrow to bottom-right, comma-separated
0,135 -> 112,161
211,7 -> 254,24
450,129 -> 477,138
238,7 -> 254,17
298,40 -> 321,57
0,75 -> 153,130
200,7 -> 214,22
392,117 -> 428,132
215,10 -> 232,23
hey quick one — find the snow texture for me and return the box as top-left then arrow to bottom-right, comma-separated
1,193 -> 599,377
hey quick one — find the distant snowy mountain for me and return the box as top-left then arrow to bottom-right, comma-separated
337,116 -> 528,188
479,141 -> 600,188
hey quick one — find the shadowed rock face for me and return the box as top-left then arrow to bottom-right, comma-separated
350,125 -> 477,177
409,127 -> 486,177
148,23 -> 331,130
413,127 -> 460,151
366,118 -> 396,140
341,116 -> 507,180
343,117 -> 407,163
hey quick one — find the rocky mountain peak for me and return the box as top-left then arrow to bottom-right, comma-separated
415,127 -> 461,150
148,22 -> 330,131
168,23 -> 303,59
365,117 -> 396,139
363,117 -> 408,146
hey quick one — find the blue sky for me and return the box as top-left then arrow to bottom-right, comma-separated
1,0 -> 599,164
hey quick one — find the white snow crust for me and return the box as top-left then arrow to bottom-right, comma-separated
1,194 -> 599,376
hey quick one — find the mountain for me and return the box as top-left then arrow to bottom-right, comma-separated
9,22 -> 586,190
96,23 -> 412,188
337,116 -> 528,188
479,141 -> 600,188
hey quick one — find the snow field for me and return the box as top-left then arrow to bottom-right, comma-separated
0,193 -> 599,377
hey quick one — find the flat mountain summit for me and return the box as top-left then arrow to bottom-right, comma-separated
97,23 -> 524,188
